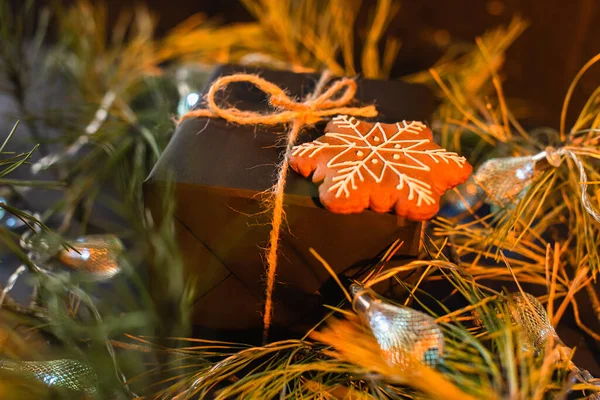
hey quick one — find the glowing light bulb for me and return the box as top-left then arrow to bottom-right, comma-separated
351,284 -> 444,368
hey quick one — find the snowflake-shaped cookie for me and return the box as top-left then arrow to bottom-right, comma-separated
289,115 -> 472,220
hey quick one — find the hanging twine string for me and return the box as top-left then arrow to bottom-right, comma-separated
180,72 -> 378,341
533,146 -> 600,223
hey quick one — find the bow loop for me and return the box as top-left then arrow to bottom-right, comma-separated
312,78 -> 358,109
179,73 -> 376,126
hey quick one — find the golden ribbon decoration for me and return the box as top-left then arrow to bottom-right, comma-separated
180,71 -> 378,341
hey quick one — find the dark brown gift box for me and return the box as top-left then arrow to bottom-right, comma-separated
143,64 -> 434,340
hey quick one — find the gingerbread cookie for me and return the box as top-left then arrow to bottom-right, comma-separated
289,115 -> 472,220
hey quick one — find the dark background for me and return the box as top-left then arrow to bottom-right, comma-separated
41,0 -> 600,128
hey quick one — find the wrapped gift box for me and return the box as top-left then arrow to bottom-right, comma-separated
144,64 -> 435,340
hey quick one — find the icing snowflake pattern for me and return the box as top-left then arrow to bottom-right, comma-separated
289,115 -> 472,220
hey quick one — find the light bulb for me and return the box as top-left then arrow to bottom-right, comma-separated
351,284 -> 444,368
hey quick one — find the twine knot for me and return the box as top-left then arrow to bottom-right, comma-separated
179,73 -> 377,126
543,146 -> 564,167
179,71 -> 378,342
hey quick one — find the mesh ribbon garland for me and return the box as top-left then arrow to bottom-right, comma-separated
507,292 -> 600,397
474,145 -> 600,222
180,72 -> 378,341
0,359 -> 99,394
350,284 -> 444,368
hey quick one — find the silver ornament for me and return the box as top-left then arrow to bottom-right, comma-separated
350,284 -> 444,368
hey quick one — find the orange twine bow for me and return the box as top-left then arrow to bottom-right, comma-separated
179,71 -> 378,342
